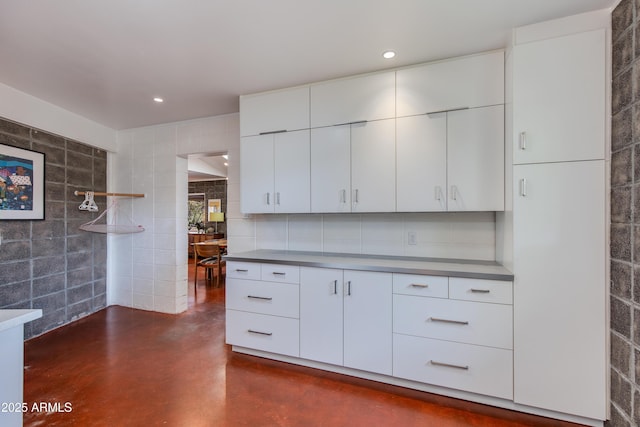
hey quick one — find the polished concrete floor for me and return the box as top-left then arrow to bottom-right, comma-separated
23,266 -> 584,426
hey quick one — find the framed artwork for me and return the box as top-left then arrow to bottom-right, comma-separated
208,198 -> 222,222
0,144 -> 45,220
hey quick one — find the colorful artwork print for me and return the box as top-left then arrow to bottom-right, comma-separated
0,144 -> 45,220
0,155 -> 34,210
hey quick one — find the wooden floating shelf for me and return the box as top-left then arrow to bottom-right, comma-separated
74,191 -> 145,198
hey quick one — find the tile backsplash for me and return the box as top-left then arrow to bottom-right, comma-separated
252,211 -> 496,260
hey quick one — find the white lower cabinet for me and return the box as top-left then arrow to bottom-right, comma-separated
300,267 -> 344,366
228,262 -> 515,413
393,295 -> 512,349
343,270 -> 393,375
393,334 -> 513,400
226,262 -> 300,357
226,310 -> 299,357
300,267 -> 393,376
393,275 -> 513,400
513,160 -> 606,419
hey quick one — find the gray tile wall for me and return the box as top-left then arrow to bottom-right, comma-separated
0,117 -> 107,339
611,0 -> 640,425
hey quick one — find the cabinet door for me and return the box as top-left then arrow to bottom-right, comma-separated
300,268 -> 344,366
240,134 -> 274,213
310,72 -> 395,128
310,125 -> 351,213
343,270 -> 392,375
397,50 -> 504,117
447,106 -> 504,211
274,130 -> 310,213
513,29 -> 605,164
350,119 -> 396,212
240,86 -> 310,137
513,161 -> 606,419
396,113 -> 447,211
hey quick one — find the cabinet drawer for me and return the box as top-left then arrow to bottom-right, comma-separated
261,264 -> 300,283
393,334 -> 513,400
226,310 -> 299,357
393,274 -> 448,298
393,295 -> 512,349
226,278 -> 299,318
449,278 -> 512,305
226,262 -> 261,280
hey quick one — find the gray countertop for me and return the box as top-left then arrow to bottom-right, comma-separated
224,250 -> 514,281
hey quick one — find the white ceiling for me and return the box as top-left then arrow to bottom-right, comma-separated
188,154 -> 228,181
0,0 -> 614,130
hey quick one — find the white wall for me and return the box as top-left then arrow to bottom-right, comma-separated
108,113 -> 242,313
0,82 -> 116,151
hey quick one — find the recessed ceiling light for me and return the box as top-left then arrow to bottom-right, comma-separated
382,51 -> 396,59
224,162 -> 228,166
153,97 -> 164,103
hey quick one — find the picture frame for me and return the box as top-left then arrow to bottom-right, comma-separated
0,143 -> 45,220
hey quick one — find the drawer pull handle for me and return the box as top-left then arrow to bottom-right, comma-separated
410,283 -> 429,288
429,317 -> 469,325
235,269 -> 249,273
429,360 -> 469,370
272,272 -> 286,276
248,329 -> 273,336
247,295 -> 273,301
470,289 -> 490,294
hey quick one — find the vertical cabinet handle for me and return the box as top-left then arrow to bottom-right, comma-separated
450,185 -> 458,201
266,192 -> 271,205
345,281 -> 352,296
276,192 -> 281,205
340,189 -> 347,204
435,186 -> 441,201
353,189 -> 359,204
520,179 -> 527,197
332,280 -> 338,295
519,132 -> 527,150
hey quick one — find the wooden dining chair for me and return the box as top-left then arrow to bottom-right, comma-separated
193,243 -> 226,291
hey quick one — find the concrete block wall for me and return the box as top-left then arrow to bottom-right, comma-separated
0,117 -> 107,338
609,0 -> 640,425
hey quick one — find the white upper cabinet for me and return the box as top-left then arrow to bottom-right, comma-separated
447,105 -> 504,211
513,29 -> 605,164
396,51 -> 504,117
310,72 -> 396,128
310,125 -> 352,213
240,134 -> 274,213
311,120 -> 396,213
350,119 -> 396,212
240,130 -> 310,214
240,86 -> 310,137
274,131 -> 311,213
396,113 -> 448,211
397,106 -> 503,212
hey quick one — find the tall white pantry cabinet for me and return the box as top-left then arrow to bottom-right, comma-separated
507,12 -> 608,422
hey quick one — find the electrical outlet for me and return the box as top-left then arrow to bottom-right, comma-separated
408,231 -> 417,245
